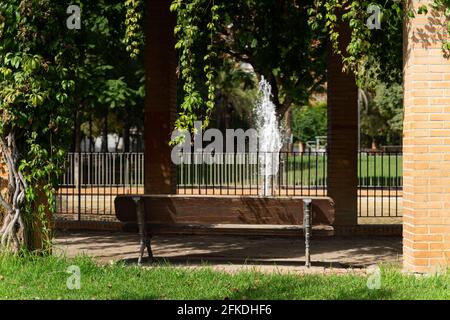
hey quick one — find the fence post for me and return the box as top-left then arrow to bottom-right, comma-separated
74,152 -> 81,221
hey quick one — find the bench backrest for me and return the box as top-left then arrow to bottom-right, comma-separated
115,195 -> 334,226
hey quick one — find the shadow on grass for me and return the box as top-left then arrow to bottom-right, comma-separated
225,284 -> 394,300
120,256 -> 365,270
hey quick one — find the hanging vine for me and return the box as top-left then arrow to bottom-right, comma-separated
308,0 -> 404,78
308,0 -> 449,77
170,0 -> 220,133
124,0 -> 144,59
167,0 -> 449,130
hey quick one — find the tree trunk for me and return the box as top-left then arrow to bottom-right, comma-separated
123,119 -> 130,153
74,109 -> 82,153
89,116 -> 94,153
282,105 -> 293,152
371,139 -> 377,150
102,108 -> 108,153
0,133 -> 28,252
28,187 -> 53,253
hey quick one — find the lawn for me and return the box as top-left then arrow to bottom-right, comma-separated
0,254 -> 449,300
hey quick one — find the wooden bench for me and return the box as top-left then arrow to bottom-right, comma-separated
114,195 -> 335,266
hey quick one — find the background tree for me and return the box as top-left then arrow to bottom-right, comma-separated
355,1 -> 404,149
68,0 -> 144,153
292,102 -> 327,146
171,0 -> 327,138
212,59 -> 257,132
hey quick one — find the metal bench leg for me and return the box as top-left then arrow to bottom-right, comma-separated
138,239 -> 146,265
146,236 -> 153,259
134,197 -> 151,265
303,199 -> 312,268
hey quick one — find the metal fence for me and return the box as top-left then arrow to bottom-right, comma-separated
56,153 -> 144,221
177,151 -> 327,197
55,151 -> 403,222
358,151 -> 403,218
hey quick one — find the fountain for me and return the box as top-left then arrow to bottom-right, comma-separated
254,76 -> 283,196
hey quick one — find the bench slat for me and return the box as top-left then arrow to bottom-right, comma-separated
121,223 -> 334,237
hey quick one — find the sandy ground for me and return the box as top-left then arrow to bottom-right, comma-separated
54,231 -> 402,274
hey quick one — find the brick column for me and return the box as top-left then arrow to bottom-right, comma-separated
403,0 -> 450,273
327,21 -> 359,225
144,0 -> 177,194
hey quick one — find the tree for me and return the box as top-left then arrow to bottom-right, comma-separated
171,0 -> 327,136
170,0 -> 450,137
67,0 -> 144,153
212,59 -> 257,132
216,1 -> 327,120
356,0 -> 404,148
292,102 -> 327,145
359,80 -> 403,148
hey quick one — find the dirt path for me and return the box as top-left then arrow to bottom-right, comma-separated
54,231 -> 402,274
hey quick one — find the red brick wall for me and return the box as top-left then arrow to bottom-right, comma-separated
144,0 -> 177,194
327,19 -> 359,225
403,0 -> 450,273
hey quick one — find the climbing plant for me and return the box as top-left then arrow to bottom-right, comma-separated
167,0 -> 449,136
124,0 -> 144,59
170,0 -> 219,132
0,0 -> 76,252
308,0 -> 405,79
170,0 -> 327,136
313,0 -> 449,76
0,0 -> 143,253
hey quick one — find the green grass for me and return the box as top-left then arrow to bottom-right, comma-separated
0,254 -> 449,300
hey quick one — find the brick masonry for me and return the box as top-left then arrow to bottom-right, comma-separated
403,0 -> 450,273
144,0 -> 177,194
327,18 -> 359,226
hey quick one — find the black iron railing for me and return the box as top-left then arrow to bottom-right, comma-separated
358,151 -> 403,218
176,151 -> 327,197
55,150 -> 403,221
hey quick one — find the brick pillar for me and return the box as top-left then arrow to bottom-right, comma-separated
403,0 -> 450,273
327,21 -> 359,225
144,0 -> 177,194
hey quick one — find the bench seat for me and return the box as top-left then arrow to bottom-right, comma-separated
115,195 -> 335,266
121,222 -> 335,237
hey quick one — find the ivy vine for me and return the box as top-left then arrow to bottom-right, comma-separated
309,0 -> 449,78
168,0 -> 449,135
124,0 -> 144,59
170,0 -> 219,133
